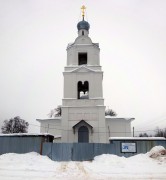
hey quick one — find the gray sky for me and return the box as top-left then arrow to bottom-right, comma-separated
0,0 -> 166,135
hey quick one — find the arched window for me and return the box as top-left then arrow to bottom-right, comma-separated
82,31 -> 84,36
78,81 -> 89,99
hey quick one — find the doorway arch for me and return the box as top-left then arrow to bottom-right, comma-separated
78,126 -> 89,143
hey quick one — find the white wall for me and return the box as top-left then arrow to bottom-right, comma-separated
38,119 -> 61,136
63,71 -> 103,99
106,118 -> 132,138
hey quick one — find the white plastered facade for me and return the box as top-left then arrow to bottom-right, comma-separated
37,19 -> 134,143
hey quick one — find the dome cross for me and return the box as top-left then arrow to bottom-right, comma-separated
81,5 -> 86,19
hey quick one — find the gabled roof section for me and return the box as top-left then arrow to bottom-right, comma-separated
69,65 -> 100,73
73,120 -> 93,129
73,120 -> 93,134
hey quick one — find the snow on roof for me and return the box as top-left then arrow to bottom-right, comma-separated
0,133 -> 54,137
109,137 -> 166,140
105,116 -> 135,121
54,135 -> 61,139
36,117 -> 61,121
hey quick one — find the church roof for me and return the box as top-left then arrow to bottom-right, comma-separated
77,20 -> 90,31
77,5 -> 90,31
105,117 -> 135,121
36,117 -> 61,122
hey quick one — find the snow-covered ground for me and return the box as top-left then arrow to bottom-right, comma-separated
0,146 -> 165,180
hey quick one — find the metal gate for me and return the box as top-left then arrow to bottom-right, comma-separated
42,143 -> 115,161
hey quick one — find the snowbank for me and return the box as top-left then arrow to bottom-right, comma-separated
86,146 -> 166,178
0,152 -> 58,178
147,145 -> 166,158
0,146 -> 165,180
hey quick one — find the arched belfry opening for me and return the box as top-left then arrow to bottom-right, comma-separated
78,53 -> 87,65
78,81 -> 89,99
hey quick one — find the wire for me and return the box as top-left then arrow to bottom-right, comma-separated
28,123 -> 166,134
134,116 -> 166,127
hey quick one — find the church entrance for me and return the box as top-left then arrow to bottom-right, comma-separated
78,126 -> 89,143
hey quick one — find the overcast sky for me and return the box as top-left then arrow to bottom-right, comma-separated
0,0 -> 166,135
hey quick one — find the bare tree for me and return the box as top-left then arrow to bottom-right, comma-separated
155,127 -> 166,138
48,105 -> 62,118
105,108 -> 117,116
139,133 -> 149,137
1,116 -> 29,134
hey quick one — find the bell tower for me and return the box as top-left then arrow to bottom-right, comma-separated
61,6 -> 106,143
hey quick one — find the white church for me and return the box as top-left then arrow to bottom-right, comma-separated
37,6 -> 134,143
